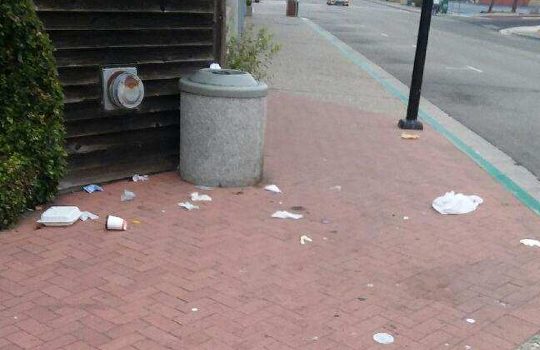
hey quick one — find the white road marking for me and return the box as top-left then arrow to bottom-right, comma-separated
381,33 -> 389,37
466,65 -> 483,73
445,66 -> 483,73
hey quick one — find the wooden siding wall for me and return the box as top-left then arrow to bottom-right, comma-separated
33,0 -> 224,189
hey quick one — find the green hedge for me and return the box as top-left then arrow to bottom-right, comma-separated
0,0 -> 65,229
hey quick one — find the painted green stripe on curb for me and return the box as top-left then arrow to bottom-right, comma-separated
302,17 -> 540,216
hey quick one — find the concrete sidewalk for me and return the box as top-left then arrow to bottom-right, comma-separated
1,2 -> 540,350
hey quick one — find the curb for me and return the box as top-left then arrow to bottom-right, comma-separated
301,16 -> 540,216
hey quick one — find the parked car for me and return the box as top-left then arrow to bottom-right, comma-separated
327,0 -> 350,5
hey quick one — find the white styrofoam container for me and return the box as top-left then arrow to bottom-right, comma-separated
38,206 -> 81,226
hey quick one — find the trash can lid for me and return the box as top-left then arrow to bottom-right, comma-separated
180,68 -> 268,98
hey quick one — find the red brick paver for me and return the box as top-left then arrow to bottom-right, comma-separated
1,93 -> 540,349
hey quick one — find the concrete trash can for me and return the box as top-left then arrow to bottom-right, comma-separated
179,68 -> 268,187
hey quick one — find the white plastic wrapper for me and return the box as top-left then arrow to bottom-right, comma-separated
191,192 -> 212,202
432,191 -> 483,215
272,211 -> 303,220
178,202 -> 200,211
264,184 -> 282,193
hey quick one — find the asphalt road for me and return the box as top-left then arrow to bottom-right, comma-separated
300,0 -> 540,177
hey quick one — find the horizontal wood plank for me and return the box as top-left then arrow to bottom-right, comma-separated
48,28 -> 213,49
35,0 -> 214,13
58,60 -> 211,86
66,111 -> 179,138
64,95 -> 179,121
55,45 -> 213,67
39,12 -> 213,30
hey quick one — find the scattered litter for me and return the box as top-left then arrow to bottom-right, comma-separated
323,237 -> 328,240
132,174 -> 149,182
264,184 -> 282,193
195,185 -> 214,191
191,192 -> 212,202
444,344 -> 450,347
321,218 -> 331,224
37,206 -> 82,226
432,191 -> 483,215
300,235 -> 313,245
464,346 -> 472,350
401,132 -> 420,140
279,201 -> 283,205
465,318 -> 476,324
132,220 -> 141,224
191,307 -> 199,312
357,297 -> 367,301
520,239 -> 540,247
121,190 -> 136,202
272,211 -> 303,220
367,283 -> 374,288
373,332 -> 394,345
178,202 -> 200,211
13,316 -> 18,320
106,215 -> 127,231
403,216 -> 409,220
209,63 -> 221,70
79,211 -> 99,221
310,336 -> 319,341
330,185 -> 342,191
83,184 -> 103,193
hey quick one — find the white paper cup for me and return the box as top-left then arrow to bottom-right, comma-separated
106,215 -> 127,231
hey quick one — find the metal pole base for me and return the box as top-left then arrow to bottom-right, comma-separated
398,119 -> 423,130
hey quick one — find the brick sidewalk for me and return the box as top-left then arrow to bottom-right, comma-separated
2,93 -> 540,349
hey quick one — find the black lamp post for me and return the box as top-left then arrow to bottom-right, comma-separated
398,0 -> 434,130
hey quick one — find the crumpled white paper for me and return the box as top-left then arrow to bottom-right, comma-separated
432,191 -> 483,215
79,211 -> 99,221
210,63 -> 222,70
132,174 -> 149,182
121,190 -> 136,202
264,184 -> 282,193
191,192 -> 212,202
272,211 -> 303,220
300,235 -> 312,245
178,202 -> 199,211
520,239 -> 540,247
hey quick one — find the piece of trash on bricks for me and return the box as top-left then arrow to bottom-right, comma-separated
83,184 -> 103,193
209,63 -> 221,70
465,318 -> 476,324
300,235 -> 313,245
401,133 -> 420,140
367,283 -> 374,288
403,216 -> 409,220
321,218 -> 331,224
132,220 -> 141,224
330,185 -> 342,191
264,184 -> 282,193
464,346 -> 472,350
272,211 -> 303,220
121,190 -> 136,202
37,206 -> 81,226
106,215 -> 128,231
191,307 -> 199,312
195,185 -> 214,191
432,191 -> 483,215
79,211 -> 99,221
191,192 -> 212,202
178,202 -> 200,211
373,332 -> 394,345
520,239 -> 540,247
132,174 -> 149,182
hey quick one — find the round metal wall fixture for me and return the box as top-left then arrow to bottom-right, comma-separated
108,72 -> 144,109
